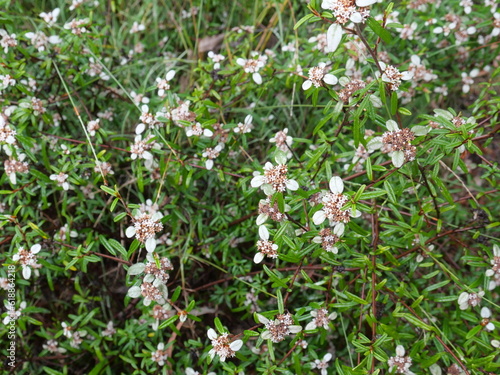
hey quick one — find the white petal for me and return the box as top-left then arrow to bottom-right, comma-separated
350,209 -> 361,218
251,175 -> 265,188
289,325 -> 302,333
326,23 -> 343,53
312,236 -> 322,244
261,330 -> 272,340
305,321 -> 317,331
203,129 -> 214,137
458,292 -> 469,305
252,73 -> 262,85
350,12 -> 363,23
256,314 -> 269,324
254,252 -> 265,263
245,114 -> 253,125
411,125 -> 430,136
323,353 -> 333,362
142,151 -> 153,160
31,244 -> 41,254
329,176 -> 344,194
262,184 -> 275,196
333,223 -> 345,236
166,70 -> 176,81
275,153 -> 287,165
256,213 -> 268,225
22,266 -> 31,279
259,225 -> 269,240
128,263 -> 146,275
392,151 -> 405,168
494,244 -> 500,257
410,55 -> 421,65
302,80 -> 312,90
367,137 -> 383,151
205,159 -> 214,170
145,237 -> 156,252
401,71 -> 413,81
386,120 -> 399,131
127,285 -> 141,298
230,340 -> 243,351
486,322 -> 495,331
356,0 -> 377,6
481,307 -> 492,318
286,179 -> 299,191
135,123 -> 146,134
396,345 -> 405,357
207,328 -> 218,340
125,226 -> 136,238
323,74 -> 338,85
236,58 -> 246,67
312,211 -> 326,225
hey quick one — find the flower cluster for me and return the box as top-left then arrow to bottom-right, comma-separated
305,308 -> 337,330
387,345 -> 414,374
13,244 -> 42,279
251,153 -> 299,195
458,290 -> 484,310
207,328 -> 243,362
367,120 -> 423,168
254,225 -> 278,264
236,52 -> 267,84
486,244 -> 500,290
125,211 -> 163,252
312,176 -> 359,236
257,312 -> 302,343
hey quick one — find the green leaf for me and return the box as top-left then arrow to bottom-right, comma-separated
158,315 -> 179,330
465,325 -> 483,339
100,185 -> 117,196
366,17 -> 392,44
277,289 -> 284,314
294,14 -> 314,30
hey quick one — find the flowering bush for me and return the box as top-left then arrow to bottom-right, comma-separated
1,0 -> 500,374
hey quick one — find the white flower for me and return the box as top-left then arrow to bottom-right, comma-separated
207,328 -> 243,362
305,308 -> 337,331
234,114 -> 254,134
311,353 -> 332,375
156,70 -> 176,96
388,345 -> 415,375
202,144 -> 223,170
302,62 -> 338,90
257,313 -> 302,343
461,69 -> 479,94
377,62 -> 412,91
62,322 -> 73,338
130,21 -> 145,34
458,290 -> 485,310
481,307 -> 495,331
125,211 -> 163,252
312,176 -> 359,234
250,153 -> 299,195
208,51 -> 225,70
40,8 -> 60,26
236,52 -> 267,84
151,342 -> 168,365
13,244 -> 41,279
3,301 -> 26,325
50,171 -> 70,190
254,225 -> 279,264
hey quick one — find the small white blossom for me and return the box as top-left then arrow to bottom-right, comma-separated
254,225 -> 279,264
50,171 -> 70,190
302,62 -> 338,90
40,8 -> 60,26
156,70 -> 176,96
208,51 -> 225,70
125,211 -> 163,252
251,153 -> 299,195
207,328 -> 243,362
